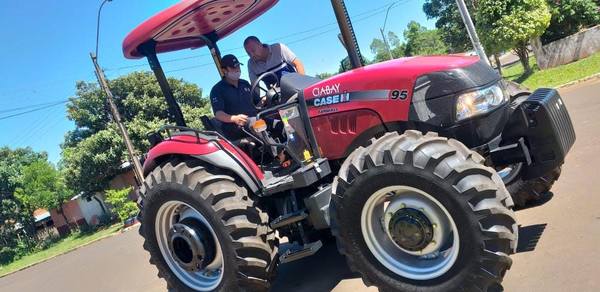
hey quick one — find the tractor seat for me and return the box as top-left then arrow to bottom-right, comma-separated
280,73 -> 322,101
200,115 -> 223,134
200,115 -> 258,152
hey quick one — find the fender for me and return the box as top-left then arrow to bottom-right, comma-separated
143,134 -> 263,193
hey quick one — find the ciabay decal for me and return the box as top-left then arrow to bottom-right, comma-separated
310,89 -> 392,108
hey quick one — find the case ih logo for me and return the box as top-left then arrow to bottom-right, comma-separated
313,93 -> 350,107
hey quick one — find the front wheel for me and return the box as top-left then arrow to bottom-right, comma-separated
332,131 -> 518,291
505,166 -> 562,208
138,161 -> 278,291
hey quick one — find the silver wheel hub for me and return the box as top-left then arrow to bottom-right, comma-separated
383,197 -> 451,256
156,201 -> 224,291
362,186 -> 460,280
168,218 -> 215,272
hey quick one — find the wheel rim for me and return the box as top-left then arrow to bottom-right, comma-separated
155,200 -> 224,291
361,186 -> 460,280
497,163 -> 522,184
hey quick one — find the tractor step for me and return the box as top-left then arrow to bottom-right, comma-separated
279,240 -> 323,263
269,210 -> 308,229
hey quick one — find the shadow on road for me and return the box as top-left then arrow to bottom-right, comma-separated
272,221 -> 550,290
517,223 -> 547,253
272,241 -> 357,292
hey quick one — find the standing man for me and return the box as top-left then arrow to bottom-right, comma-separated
210,54 -> 257,141
244,36 -> 305,85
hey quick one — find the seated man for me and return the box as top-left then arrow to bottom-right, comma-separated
210,54 -> 289,165
210,54 -> 257,141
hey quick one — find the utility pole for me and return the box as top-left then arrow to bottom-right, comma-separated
455,0 -> 490,66
380,3 -> 395,60
90,53 -> 144,186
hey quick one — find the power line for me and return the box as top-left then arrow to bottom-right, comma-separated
13,106 -> 64,147
0,100 -> 68,121
0,100 -> 70,114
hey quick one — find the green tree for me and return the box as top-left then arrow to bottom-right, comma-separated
14,160 -> 72,226
338,56 -> 353,73
315,72 -> 334,80
61,71 -> 211,195
104,187 -> 138,222
370,31 -> 406,62
0,147 -> 46,252
477,0 -> 551,73
0,198 -> 32,264
403,21 -> 448,56
0,147 -> 47,198
423,0 -> 476,53
541,0 -> 600,44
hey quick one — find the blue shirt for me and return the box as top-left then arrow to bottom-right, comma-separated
209,78 -> 257,139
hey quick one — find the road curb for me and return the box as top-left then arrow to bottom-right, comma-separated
555,73 -> 600,89
0,225 -> 134,279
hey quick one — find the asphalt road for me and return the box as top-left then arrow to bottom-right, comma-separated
1,79 -> 599,292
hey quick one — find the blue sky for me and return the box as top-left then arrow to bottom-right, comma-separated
0,0 -> 434,163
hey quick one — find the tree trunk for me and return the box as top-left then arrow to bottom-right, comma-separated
513,43 -> 531,73
494,53 -> 503,76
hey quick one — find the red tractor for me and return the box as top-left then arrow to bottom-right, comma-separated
122,1 -> 575,291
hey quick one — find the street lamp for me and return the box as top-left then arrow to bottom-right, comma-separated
380,3 -> 395,60
95,0 -> 113,60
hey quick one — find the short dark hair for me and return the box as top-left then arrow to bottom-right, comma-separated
243,36 -> 261,47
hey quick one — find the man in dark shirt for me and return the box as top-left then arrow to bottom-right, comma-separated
210,54 -> 258,141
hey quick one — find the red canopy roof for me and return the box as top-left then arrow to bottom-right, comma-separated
123,0 -> 278,59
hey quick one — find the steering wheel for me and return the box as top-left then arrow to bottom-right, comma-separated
250,71 -> 281,110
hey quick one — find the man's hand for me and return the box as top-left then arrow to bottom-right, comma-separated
230,114 -> 248,126
260,96 -> 267,106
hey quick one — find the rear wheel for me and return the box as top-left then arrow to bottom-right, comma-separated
138,161 -> 278,291
332,131 -> 518,291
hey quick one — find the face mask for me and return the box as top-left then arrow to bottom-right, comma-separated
226,71 -> 241,80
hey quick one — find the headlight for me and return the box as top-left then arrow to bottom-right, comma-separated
456,83 -> 509,121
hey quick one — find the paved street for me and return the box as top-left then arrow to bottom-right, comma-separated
1,79 -> 599,292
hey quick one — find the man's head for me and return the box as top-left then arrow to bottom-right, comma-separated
221,54 -> 242,81
244,36 -> 268,62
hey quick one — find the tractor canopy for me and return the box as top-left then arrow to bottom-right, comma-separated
123,0 -> 278,59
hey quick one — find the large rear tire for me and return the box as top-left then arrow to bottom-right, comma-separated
138,161 -> 278,292
332,131 -> 518,291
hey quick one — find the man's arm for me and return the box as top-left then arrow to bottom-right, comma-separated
210,86 -> 248,126
279,43 -> 305,75
292,58 -> 305,75
215,111 -> 248,126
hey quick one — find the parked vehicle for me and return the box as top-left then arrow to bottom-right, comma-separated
122,0 -> 575,291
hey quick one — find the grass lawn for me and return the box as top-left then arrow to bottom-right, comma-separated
503,51 -> 600,89
0,223 -> 123,277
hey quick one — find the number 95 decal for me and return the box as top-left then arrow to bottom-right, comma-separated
390,89 -> 409,100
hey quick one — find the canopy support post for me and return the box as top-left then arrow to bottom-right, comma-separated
331,0 -> 364,69
199,33 -> 224,77
138,41 -> 187,127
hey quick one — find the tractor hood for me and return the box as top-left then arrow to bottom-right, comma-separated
123,0 -> 278,59
304,55 -> 496,100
